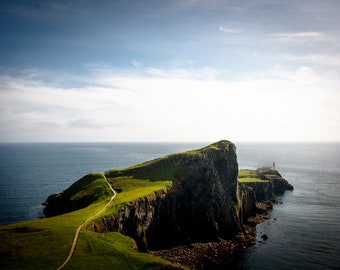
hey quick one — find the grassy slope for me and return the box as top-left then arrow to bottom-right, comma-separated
238,169 -> 269,183
0,173 -> 182,270
0,141 -> 232,269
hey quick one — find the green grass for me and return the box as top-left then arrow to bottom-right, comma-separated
238,178 -> 269,183
238,169 -> 269,183
261,173 -> 279,179
57,172 -> 112,205
66,173 -> 111,201
0,173 -> 184,270
95,178 -> 172,218
176,140 -> 230,156
109,165 -> 190,183
0,198 -> 113,269
107,140 -> 232,176
68,231 -> 183,270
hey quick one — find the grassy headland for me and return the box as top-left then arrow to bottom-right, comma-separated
0,171 -> 183,269
0,141 -> 235,269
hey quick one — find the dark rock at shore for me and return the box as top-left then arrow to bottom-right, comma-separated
261,233 -> 269,240
151,199 -> 274,269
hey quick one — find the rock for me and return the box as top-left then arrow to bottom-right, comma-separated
242,167 -> 293,202
261,234 -> 268,240
246,217 -> 257,226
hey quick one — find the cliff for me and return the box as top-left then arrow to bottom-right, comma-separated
43,140 -> 293,254
92,140 -> 256,251
239,168 -> 293,202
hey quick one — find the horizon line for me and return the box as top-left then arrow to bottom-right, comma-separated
1,140 -> 340,144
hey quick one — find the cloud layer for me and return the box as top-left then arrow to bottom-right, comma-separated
1,65 -> 339,142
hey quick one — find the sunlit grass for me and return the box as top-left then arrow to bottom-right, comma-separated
0,173 -> 182,270
0,199 -> 111,269
68,231 -> 184,270
238,178 -> 269,183
238,169 -> 269,183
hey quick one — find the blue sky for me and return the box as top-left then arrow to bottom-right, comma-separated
0,0 -> 340,142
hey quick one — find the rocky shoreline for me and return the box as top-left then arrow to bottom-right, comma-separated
151,201 -> 275,270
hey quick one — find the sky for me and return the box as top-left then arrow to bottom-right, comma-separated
0,0 -> 340,142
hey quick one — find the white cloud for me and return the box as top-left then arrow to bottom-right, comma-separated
132,60 -> 142,67
283,54 -> 340,68
269,31 -> 336,44
219,26 -> 242,34
0,66 -> 339,142
68,119 -> 118,129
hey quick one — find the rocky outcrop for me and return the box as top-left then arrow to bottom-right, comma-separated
243,168 -> 293,202
93,140 -> 256,251
237,183 -> 257,225
92,189 -> 168,251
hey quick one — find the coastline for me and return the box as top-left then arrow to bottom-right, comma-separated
151,201 -> 274,269
2,142 -> 339,269
1,143 -> 295,269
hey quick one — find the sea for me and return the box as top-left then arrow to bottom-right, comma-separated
0,142 -> 339,270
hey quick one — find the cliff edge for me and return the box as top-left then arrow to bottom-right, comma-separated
43,140 -> 293,254
92,140 -> 256,250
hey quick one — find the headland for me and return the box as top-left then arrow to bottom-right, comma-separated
0,140 -> 293,269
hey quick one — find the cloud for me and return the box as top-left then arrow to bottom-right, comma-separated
282,54 -> 340,68
219,26 -> 242,34
0,65 -> 339,142
142,66 -> 224,81
68,119 -> 121,129
132,60 -> 142,67
269,31 -> 336,44
68,119 -> 106,129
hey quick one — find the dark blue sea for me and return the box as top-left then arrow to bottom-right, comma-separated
0,142 -> 339,269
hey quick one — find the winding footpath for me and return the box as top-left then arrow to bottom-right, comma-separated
57,173 -> 116,270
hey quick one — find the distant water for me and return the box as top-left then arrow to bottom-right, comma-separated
0,142 -> 340,269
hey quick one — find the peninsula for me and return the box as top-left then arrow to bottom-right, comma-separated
0,140 -> 293,269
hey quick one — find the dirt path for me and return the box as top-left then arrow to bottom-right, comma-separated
57,173 -> 116,270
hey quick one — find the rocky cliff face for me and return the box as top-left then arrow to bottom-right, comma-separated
93,141 -> 256,251
243,168 -> 293,202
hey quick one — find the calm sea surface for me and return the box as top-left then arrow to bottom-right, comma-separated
0,142 -> 339,269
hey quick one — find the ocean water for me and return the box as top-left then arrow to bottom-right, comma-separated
236,143 -> 340,270
0,142 -> 340,269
